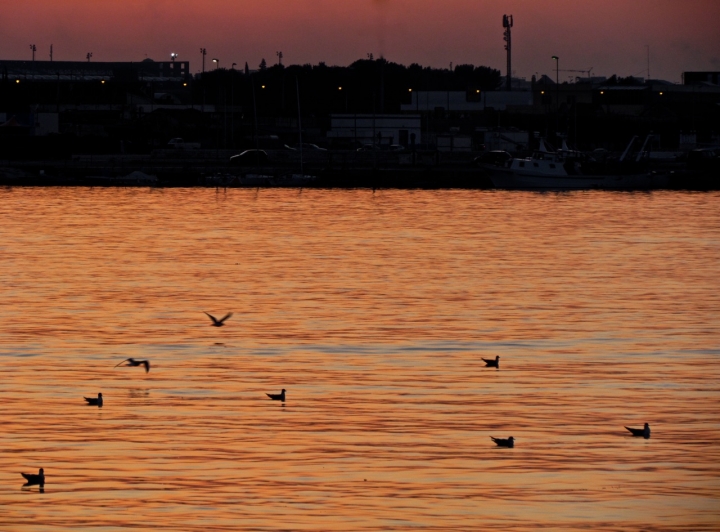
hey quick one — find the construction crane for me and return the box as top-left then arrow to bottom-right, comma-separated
558,67 -> 593,80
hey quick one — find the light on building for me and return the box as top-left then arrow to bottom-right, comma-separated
408,88 -> 412,92
261,85 -> 266,89
16,79 -> 20,84
659,91 -> 663,95
101,80 -> 105,84
338,86 -> 342,90
600,90 -> 604,95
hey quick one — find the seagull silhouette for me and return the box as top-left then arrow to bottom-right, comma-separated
84,393 -> 103,406
114,358 -> 150,373
266,389 -> 286,402
490,436 -> 514,448
625,423 -> 650,439
482,356 -> 500,368
205,312 -> 232,327
21,468 -> 44,485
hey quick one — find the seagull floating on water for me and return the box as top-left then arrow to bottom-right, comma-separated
205,312 -> 233,327
625,423 -> 650,439
84,393 -> 103,407
482,356 -> 500,368
267,389 -> 286,402
490,436 -> 514,448
21,468 -> 44,485
114,358 -> 150,373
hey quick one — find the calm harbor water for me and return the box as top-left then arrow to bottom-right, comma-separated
1,187 -> 718,531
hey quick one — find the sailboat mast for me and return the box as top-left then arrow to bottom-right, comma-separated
296,77 -> 303,176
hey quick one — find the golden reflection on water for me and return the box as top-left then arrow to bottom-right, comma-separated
1,188 -> 719,530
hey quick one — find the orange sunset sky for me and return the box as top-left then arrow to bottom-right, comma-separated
2,0 -> 719,83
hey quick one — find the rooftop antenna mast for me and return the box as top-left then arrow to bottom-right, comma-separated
503,14 -> 513,91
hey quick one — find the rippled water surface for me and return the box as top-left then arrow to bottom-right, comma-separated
1,188 -> 719,531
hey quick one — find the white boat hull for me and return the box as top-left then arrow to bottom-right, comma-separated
486,167 -> 670,190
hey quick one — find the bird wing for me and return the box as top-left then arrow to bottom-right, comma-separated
219,312 -> 233,323
204,312 -> 220,324
143,360 -> 150,373
625,426 -> 640,435
114,359 -> 131,368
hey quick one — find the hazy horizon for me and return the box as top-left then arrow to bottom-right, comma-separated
3,0 -> 720,83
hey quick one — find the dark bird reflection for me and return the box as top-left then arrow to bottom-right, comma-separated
114,358 -> 150,373
266,389 -> 286,402
21,468 -> 45,490
490,436 -> 514,448
482,355 -> 500,368
128,388 -> 150,398
205,312 -> 233,327
625,423 -> 650,439
84,392 -> 103,406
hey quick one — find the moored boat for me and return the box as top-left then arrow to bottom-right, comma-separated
482,139 -> 670,190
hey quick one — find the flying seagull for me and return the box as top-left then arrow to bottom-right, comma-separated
625,423 -> 650,439
21,468 -> 45,485
482,356 -> 500,368
205,312 -> 233,327
84,393 -> 103,407
490,436 -> 514,448
114,358 -> 150,373
266,389 -> 286,402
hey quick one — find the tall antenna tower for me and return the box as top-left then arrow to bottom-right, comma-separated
503,14 -> 513,91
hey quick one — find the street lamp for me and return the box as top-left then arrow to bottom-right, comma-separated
212,58 -> 219,70
170,52 -> 178,62
338,86 -> 347,112
232,63 -> 237,70
409,88 -> 418,112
